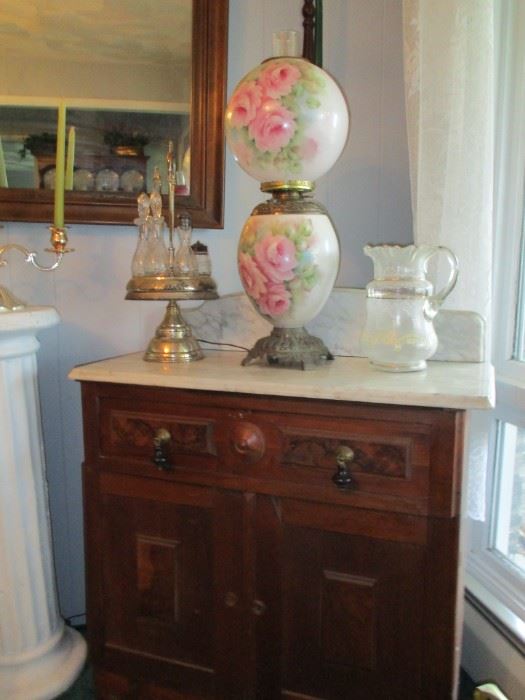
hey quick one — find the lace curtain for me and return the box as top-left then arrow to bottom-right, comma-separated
402,0 -> 495,519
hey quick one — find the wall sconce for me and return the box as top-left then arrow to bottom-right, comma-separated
0,105 -> 73,312
0,225 -> 73,311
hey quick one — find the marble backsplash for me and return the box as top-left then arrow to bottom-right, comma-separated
183,287 -> 485,362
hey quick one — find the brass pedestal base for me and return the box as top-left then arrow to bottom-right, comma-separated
126,272 -> 218,363
144,300 -> 204,363
241,327 -> 334,370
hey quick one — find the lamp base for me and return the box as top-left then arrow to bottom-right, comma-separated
241,327 -> 334,370
144,300 -> 204,363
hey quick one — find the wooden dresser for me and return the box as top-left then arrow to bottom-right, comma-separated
70,351 -> 494,700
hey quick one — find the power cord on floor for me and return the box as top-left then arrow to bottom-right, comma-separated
65,613 -> 87,627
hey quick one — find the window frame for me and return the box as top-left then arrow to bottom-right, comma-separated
465,0 -> 525,650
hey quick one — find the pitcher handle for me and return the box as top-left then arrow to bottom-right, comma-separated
426,246 -> 459,317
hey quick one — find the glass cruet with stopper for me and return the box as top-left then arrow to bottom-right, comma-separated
130,192 -> 150,277
173,212 -> 198,275
142,168 -> 169,275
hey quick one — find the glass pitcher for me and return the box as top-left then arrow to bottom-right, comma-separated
361,244 -> 458,371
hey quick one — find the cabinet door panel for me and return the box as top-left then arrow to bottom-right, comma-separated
281,511 -> 426,700
87,472 -> 218,696
102,492 -> 213,666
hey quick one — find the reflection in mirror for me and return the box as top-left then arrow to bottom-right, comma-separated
0,0 -> 228,228
0,106 -> 190,196
0,0 -> 192,193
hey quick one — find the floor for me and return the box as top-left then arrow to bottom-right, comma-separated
57,655 -> 478,699
57,662 -> 94,699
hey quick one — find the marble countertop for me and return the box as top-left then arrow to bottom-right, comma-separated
69,350 -> 495,410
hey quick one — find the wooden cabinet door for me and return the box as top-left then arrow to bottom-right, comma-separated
84,470 -> 247,698
277,499 -> 428,700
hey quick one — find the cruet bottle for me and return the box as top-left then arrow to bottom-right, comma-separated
173,212 -> 198,275
130,192 -> 150,277
142,173 -> 169,275
360,244 -> 458,371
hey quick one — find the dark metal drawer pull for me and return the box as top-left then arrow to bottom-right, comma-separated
152,428 -> 173,471
332,445 -> 355,490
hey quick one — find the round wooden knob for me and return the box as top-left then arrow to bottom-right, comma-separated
252,599 -> 267,616
230,422 -> 266,463
224,592 -> 238,608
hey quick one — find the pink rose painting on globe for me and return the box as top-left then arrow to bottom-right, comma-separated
228,80 -> 263,128
225,57 -> 349,183
238,216 -> 319,322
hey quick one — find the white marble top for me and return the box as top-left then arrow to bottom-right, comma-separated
182,289 -> 487,363
69,350 -> 495,410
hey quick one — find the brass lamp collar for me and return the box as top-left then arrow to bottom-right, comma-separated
260,180 -> 315,194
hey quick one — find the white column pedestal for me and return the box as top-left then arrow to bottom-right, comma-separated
0,307 -> 86,700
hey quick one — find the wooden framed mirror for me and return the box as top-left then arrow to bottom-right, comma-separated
0,0 -> 228,228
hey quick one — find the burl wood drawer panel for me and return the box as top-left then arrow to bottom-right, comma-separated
82,383 -> 461,516
219,408 -> 433,505
96,396 -> 221,474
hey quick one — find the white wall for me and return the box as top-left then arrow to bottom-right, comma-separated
0,0 -> 411,620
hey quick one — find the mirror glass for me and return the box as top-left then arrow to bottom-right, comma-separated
0,0 -> 227,228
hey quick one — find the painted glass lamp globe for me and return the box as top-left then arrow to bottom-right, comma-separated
225,34 -> 349,368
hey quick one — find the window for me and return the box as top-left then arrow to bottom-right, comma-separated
491,421 -> 525,578
466,0 -> 525,648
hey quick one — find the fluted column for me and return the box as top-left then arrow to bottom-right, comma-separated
0,307 -> 86,700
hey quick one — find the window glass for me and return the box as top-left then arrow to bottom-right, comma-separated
492,420 -> 525,578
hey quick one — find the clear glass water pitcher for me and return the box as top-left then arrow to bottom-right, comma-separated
361,244 -> 458,371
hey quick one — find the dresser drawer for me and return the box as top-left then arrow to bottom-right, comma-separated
95,395 -> 221,476
219,408 -> 432,507
82,383 -> 451,514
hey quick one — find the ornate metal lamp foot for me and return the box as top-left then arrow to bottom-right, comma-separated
241,327 -> 334,370
144,299 -> 204,363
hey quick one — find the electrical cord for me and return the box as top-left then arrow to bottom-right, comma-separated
196,338 -> 250,352
197,339 -> 357,359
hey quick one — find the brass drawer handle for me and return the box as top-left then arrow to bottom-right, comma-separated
152,428 -> 173,471
332,445 -> 355,490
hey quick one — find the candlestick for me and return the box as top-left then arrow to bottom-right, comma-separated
0,136 -> 8,188
65,126 -> 76,190
54,104 -> 66,228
